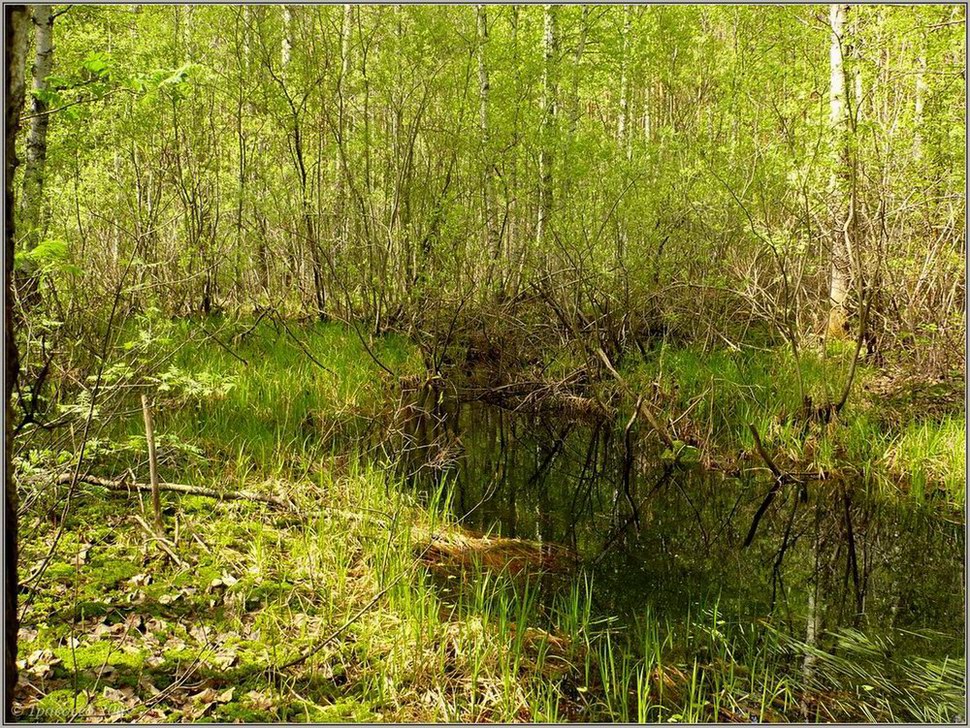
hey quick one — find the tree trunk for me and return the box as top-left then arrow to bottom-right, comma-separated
18,4 -> 55,305
477,5 -> 502,285
5,6 -> 31,720
281,5 -> 292,69
536,4 -> 558,248
914,52 -> 927,161
617,5 -> 631,155
476,5 -> 489,136
617,5 -> 632,268
827,3 -> 852,338
334,3 -> 352,275
569,6 -> 590,134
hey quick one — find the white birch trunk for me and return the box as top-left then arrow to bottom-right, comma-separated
21,4 -> 54,253
476,5 -> 489,136
618,5 -> 631,158
282,5 -> 292,69
537,4 -> 558,247
827,3 -> 852,337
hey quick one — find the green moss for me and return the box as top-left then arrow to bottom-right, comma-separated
214,701 -> 277,723
88,558 -> 140,590
161,647 -> 198,665
63,600 -> 113,621
46,562 -> 76,583
53,641 -> 146,671
283,699 -> 382,723
33,689 -> 88,721
316,700 -> 382,722
173,565 -> 220,589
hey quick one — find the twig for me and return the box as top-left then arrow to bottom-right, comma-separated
273,313 -> 337,377
198,323 -> 249,366
277,573 -> 404,670
133,515 -> 184,566
596,346 -> 676,449
278,519 -> 459,670
57,472 -> 293,511
747,423 -> 789,482
232,306 -> 273,343
141,395 -> 162,532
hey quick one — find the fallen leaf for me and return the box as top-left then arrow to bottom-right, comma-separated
136,708 -> 167,722
138,677 -> 161,697
102,686 -> 126,703
244,690 -> 274,711
191,687 -> 218,704
212,649 -> 237,669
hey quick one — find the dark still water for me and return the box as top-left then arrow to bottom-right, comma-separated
392,396 -> 965,679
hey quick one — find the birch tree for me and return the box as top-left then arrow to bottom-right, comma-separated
281,5 -> 292,69
5,6 -> 31,720
18,4 -> 56,302
827,3 -> 852,338
618,5 -> 632,155
537,4 -> 558,247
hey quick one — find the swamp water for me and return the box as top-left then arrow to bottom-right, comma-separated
386,397 -> 965,718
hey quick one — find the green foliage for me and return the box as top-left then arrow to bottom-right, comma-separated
9,3 -> 966,722
14,239 -> 80,276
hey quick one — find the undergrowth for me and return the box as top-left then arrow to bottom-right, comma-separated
13,317 -> 965,722
17,463 -> 963,722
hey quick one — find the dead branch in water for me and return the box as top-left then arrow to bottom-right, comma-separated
747,423 -> 791,483
596,346 -> 676,450
743,424 -> 808,548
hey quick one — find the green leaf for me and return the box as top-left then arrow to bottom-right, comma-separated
81,51 -> 114,79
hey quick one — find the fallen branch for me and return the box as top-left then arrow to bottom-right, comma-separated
56,473 -> 293,511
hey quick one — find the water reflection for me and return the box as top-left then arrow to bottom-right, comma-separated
394,397 -> 964,660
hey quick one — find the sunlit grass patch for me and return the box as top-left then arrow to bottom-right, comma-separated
623,341 -> 963,505
882,415 -> 966,506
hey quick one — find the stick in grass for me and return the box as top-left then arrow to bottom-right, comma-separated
141,394 -> 162,533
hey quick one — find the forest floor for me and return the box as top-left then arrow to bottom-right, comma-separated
13,317 -> 965,722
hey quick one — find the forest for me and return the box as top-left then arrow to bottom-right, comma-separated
2,2 -> 966,723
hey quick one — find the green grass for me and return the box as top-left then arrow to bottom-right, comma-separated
20,313 -> 424,491
882,415 -> 966,503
